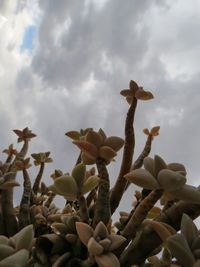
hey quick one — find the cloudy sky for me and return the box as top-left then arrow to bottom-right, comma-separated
1,0 -> 200,215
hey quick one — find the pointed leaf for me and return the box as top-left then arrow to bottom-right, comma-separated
95,252 -> 120,267
107,235 -> 126,251
154,155 -> 167,178
143,128 -> 150,135
73,140 -> 98,159
82,176 -> 99,194
88,237 -> 104,255
54,175 -> 78,197
167,163 -> 187,176
94,221 -> 109,239
0,245 -> 15,261
81,152 -> 96,165
98,128 -> 107,142
86,130 -> 103,148
99,146 -> 117,161
0,249 -> 29,267
157,169 -> 186,192
150,126 -> 160,136
72,163 -> 86,189
13,224 -> 34,251
99,238 -> 111,251
129,80 -> 139,93
124,169 -> 160,190
181,213 -> 198,247
135,88 -> 154,100
171,184 -> 200,203
75,222 -> 93,246
65,131 -> 81,140
149,221 -> 176,242
167,233 -> 195,267
120,89 -> 133,97
103,136 -> 124,152
143,157 -> 155,176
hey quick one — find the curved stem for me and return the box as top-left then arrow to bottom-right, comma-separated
77,193 -> 89,223
32,162 -> 45,195
110,97 -> 137,214
92,157 -> 110,228
18,168 -> 32,229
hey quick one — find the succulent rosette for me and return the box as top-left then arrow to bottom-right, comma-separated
125,154 -> 200,203
67,129 -> 124,165
76,221 -> 126,267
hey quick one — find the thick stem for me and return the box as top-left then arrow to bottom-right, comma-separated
92,157 -> 110,228
125,135 -> 153,191
18,168 -> 32,229
120,200 -> 200,266
1,172 -> 18,236
78,193 -> 89,223
121,189 -> 163,240
110,98 -> 137,214
32,162 -> 45,194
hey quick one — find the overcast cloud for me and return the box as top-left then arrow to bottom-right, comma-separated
0,0 -> 200,215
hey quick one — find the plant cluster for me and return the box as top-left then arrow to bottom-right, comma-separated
0,80 -> 200,267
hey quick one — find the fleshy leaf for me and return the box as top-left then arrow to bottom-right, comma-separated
129,80 -> 139,94
75,222 -> 93,246
124,169 -> 160,190
150,126 -> 160,136
82,176 -> 99,194
81,152 -> 96,165
181,213 -> 198,248
99,146 -> 117,161
54,175 -> 78,197
157,169 -> 186,192
154,155 -> 167,178
95,252 -> 120,267
107,235 -> 126,251
94,221 -> 109,240
149,221 -> 176,242
87,237 -> 104,256
0,245 -> 15,261
167,233 -> 195,267
143,128 -> 150,135
135,88 -> 154,100
65,131 -> 81,140
120,89 -> 133,97
0,249 -> 29,267
73,140 -> 98,159
86,130 -> 102,148
103,136 -> 124,152
72,163 -> 86,189
171,184 -> 200,203
167,163 -> 187,176
13,224 -> 34,251
143,157 -> 155,176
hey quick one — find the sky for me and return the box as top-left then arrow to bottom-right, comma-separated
0,0 -> 200,217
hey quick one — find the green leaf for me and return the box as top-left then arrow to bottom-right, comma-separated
54,175 -> 78,197
171,184 -> 200,203
72,163 -> 86,189
157,169 -> 186,192
0,249 -> 29,267
103,136 -> 124,152
124,169 -> 160,190
65,131 -> 81,140
12,224 -> 34,251
181,214 -> 198,247
0,245 -> 15,261
154,155 -> 167,178
82,176 -> 99,194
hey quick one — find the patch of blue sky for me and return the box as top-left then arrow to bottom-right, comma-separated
20,25 -> 37,53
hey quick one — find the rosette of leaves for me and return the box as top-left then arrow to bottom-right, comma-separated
13,127 -> 36,142
76,221 -> 126,267
124,155 -> 200,203
120,79 -> 154,104
0,224 -> 34,267
70,129 -> 124,165
48,163 -> 99,201
166,214 -> 200,267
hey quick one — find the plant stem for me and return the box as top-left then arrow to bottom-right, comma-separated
121,189 -> 163,240
110,97 -> 137,214
125,134 -> 153,191
92,157 -> 110,228
32,162 -> 45,194
77,193 -> 89,223
18,168 -> 32,229
120,200 -> 200,266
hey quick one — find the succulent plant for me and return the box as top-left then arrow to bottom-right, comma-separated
76,221 -> 126,267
